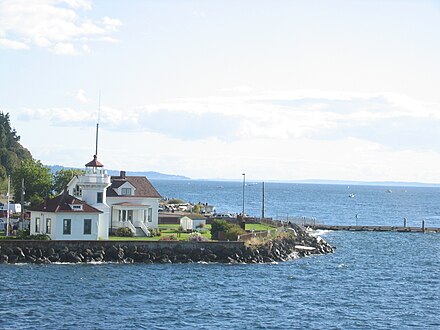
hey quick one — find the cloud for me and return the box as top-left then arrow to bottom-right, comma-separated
0,0 -> 122,54
53,42 -> 77,55
102,16 -> 123,31
15,89 -> 440,152
0,37 -> 29,50
76,89 -> 88,103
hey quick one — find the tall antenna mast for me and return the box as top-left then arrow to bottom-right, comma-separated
95,90 -> 101,157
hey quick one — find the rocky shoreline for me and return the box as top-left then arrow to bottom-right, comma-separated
0,227 -> 334,264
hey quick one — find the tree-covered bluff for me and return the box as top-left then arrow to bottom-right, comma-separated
0,112 -> 82,206
0,112 -> 32,180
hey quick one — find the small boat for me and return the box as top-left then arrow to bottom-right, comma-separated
348,193 -> 355,198
386,189 -> 392,193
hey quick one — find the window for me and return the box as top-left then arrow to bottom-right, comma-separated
143,209 -> 147,223
121,188 -> 132,195
35,217 -> 40,233
84,219 -> 92,235
73,185 -> 82,197
97,192 -> 103,203
63,219 -> 71,235
72,205 -> 83,211
127,210 -> 133,222
46,218 -> 51,234
148,208 -> 152,222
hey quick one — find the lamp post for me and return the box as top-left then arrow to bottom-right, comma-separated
242,173 -> 245,216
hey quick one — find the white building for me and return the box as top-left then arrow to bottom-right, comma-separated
30,192 -> 103,240
179,215 -> 207,231
30,154 -> 162,240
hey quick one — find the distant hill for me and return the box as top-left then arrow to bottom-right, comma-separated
47,165 -> 190,180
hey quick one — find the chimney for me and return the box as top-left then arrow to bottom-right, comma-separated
120,171 -> 126,179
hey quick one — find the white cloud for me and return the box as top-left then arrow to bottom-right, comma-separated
76,89 -> 88,103
0,37 -> 29,50
15,89 -> 440,152
53,42 -> 77,55
0,0 -> 122,54
102,16 -> 123,31
82,44 -> 91,53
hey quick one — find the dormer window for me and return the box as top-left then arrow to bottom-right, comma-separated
121,188 -> 132,196
73,185 -> 82,197
71,204 -> 83,211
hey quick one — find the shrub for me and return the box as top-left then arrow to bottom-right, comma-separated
188,232 -> 208,242
210,219 -> 245,241
167,198 -> 184,204
28,234 -> 51,240
159,235 -> 178,241
223,225 -> 246,241
116,227 -> 134,237
210,219 -> 231,240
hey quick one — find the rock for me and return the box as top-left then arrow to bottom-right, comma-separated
0,254 -> 9,263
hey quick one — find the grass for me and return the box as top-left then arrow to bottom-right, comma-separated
109,224 -> 212,241
245,223 -> 277,231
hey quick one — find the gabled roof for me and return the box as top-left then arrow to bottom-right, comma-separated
31,193 -> 103,213
85,155 -> 104,167
107,175 -> 161,198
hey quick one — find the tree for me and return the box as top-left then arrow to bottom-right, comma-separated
52,168 -> 85,195
0,112 -> 32,180
12,159 -> 53,206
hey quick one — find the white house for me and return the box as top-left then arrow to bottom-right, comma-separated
30,192 -> 103,240
105,170 -> 161,236
30,153 -> 162,240
65,156 -> 161,238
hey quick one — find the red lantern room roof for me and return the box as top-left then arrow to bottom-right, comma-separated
85,155 -> 104,167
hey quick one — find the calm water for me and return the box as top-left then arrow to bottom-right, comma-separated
1,181 -> 440,329
154,180 -> 440,228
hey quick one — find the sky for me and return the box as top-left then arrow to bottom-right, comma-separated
1,0 -> 440,182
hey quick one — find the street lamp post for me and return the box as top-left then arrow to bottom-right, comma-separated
242,173 -> 245,216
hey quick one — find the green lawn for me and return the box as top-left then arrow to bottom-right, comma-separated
110,224 -> 212,241
245,223 -> 277,231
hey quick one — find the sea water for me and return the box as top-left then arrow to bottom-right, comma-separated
1,182 -> 439,329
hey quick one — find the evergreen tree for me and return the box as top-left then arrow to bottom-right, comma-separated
0,112 -> 32,180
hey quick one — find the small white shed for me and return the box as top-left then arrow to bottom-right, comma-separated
180,216 -> 206,231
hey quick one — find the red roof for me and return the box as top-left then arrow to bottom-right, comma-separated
85,155 -> 104,167
31,193 -> 103,213
107,175 -> 161,198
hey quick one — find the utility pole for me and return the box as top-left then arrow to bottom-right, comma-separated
21,178 -> 25,229
261,181 -> 265,221
6,175 -> 10,236
242,173 -> 246,216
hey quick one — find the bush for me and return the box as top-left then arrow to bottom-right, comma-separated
28,234 -> 51,240
210,219 -> 231,240
223,225 -> 245,241
210,219 -> 245,241
116,227 -> 134,237
167,198 -> 184,204
188,232 -> 208,242
159,235 -> 178,241
148,228 -> 160,237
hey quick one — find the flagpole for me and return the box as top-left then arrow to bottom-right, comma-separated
6,175 -> 10,237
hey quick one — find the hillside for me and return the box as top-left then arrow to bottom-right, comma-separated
0,112 -> 32,180
48,165 -> 190,180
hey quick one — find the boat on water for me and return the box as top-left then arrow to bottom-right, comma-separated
348,193 -> 355,198
386,189 -> 392,193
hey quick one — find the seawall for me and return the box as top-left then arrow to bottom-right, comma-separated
0,227 -> 334,264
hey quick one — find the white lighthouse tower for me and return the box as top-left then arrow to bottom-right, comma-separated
76,116 -> 111,239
